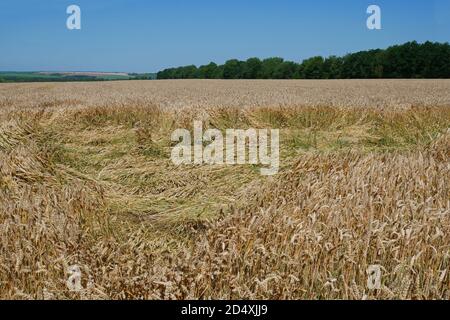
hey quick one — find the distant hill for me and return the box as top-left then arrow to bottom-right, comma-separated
0,72 -> 156,83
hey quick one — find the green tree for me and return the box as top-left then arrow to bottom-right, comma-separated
156,41 -> 450,80
242,58 -> 262,79
322,56 -> 343,79
223,59 -> 243,79
273,61 -> 297,79
197,62 -> 219,79
301,56 -> 324,79
260,58 -> 284,79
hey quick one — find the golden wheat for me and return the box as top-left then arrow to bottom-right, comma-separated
0,80 -> 449,299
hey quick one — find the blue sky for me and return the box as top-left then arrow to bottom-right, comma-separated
0,0 -> 449,72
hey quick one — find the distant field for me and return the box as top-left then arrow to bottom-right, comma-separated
0,71 -> 155,82
1,79 -> 450,109
0,80 -> 449,299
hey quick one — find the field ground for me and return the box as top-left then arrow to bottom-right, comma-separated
0,80 -> 449,299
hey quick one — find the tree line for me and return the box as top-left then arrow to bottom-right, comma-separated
157,41 -> 450,80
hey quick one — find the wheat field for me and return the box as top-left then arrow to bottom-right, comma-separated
0,80 -> 449,299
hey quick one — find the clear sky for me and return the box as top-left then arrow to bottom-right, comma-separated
0,0 -> 449,72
